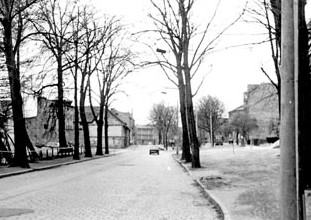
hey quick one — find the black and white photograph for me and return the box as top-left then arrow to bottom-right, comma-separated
0,0 -> 310,219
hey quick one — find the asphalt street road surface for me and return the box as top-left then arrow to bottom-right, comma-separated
0,145 -> 218,220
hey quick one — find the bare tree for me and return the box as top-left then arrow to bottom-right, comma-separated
147,0 -> 246,167
89,20 -> 134,155
162,106 -> 176,150
0,0 -> 40,168
230,112 -> 258,146
246,0 -> 281,115
197,96 -> 225,146
33,0 -> 78,148
149,102 -> 177,150
74,8 -> 108,157
66,7 -> 83,160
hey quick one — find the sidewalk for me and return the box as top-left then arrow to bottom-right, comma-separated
173,144 -> 281,220
0,148 -> 127,179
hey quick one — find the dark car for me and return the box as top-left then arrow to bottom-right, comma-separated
215,139 -> 223,146
149,145 -> 160,155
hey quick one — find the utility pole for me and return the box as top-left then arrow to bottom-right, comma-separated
280,0 -> 297,219
281,1 -> 311,219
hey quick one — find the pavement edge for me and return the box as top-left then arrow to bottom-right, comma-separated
0,152 -> 122,179
173,155 -> 231,220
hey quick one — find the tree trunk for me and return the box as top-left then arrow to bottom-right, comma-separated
270,0 -> 281,50
158,130 -> 162,145
269,0 -> 282,118
80,105 -> 91,157
3,18 -> 29,168
241,132 -> 246,146
73,75 -> 80,160
96,103 -> 104,155
184,65 -> 200,168
73,37 -> 80,160
164,128 -> 168,150
184,88 -> 201,168
180,0 -> 200,168
235,131 -> 239,145
56,50 -> 67,148
104,105 -> 109,154
177,62 -> 191,162
79,78 -> 92,157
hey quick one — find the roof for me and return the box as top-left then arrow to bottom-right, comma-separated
228,105 -> 244,114
110,108 -> 134,127
84,106 -> 130,129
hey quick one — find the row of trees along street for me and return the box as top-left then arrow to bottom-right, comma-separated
0,0 -> 134,168
143,0 -> 247,168
150,96 -> 259,152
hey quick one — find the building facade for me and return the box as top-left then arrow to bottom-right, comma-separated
25,97 -> 74,146
229,83 -> 279,145
4,97 -> 134,149
245,83 -> 279,143
135,125 -> 158,145
87,108 -> 134,148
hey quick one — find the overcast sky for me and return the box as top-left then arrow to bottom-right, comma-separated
90,0 -> 311,125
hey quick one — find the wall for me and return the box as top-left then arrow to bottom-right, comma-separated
245,83 -> 279,142
25,97 -> 74,146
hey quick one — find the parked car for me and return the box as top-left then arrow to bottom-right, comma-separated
149,145 -> 160,155
215,139 -> 223,146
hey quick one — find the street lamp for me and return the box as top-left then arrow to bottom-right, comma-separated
156,48 -> 166,54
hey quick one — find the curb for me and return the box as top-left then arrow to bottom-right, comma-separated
173,156 -> 231,220
0,169 -> 33,179
0,152 -> 120,179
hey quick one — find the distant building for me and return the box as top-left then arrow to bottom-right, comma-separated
229,83 -> 279,145
135,125 -> 157,145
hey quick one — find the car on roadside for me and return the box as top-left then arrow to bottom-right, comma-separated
149,145 -> 160,155
215,139 -> 223,146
